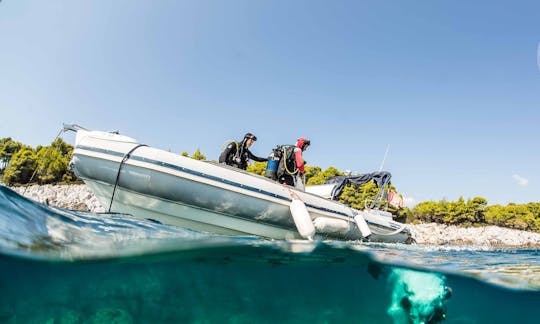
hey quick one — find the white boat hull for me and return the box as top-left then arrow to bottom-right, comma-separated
70,130 -> 411,243
84,179 -> 300,239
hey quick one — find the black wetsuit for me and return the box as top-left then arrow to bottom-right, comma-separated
219,140 -> 267,170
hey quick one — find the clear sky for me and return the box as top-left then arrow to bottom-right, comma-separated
1,1 -> 539,207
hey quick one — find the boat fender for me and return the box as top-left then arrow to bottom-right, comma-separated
354,213 -> 372,238
289,199 -> 315,240
313,217 -> 350,235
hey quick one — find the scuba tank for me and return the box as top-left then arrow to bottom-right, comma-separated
264,146 -> 282,180
277,145 -> 298,178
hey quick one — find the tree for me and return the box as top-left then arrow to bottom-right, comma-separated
412,201 -> 446,223
51,137 -> 73,156
393,207 -> 413,223
0,137 -> 23,159
2,146 -> 37,185
247,161 -> 267,176
33,138 -> 75,184
443,196 -> 475,225
485,204 -> 536,231
468,197 -> 488,223
0,137 -> 23,174
1,138 -> 76,185
338,184 -> 362,209
304,166 -> 322,184
191,149 -> 206,161
338,181 -> 379,210
34,147 -> 70,184
306,166 -> 343,185
525,203 -> 540,218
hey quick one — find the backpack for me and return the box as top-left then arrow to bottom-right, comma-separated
219,140 -> 243,167
276,145 -> 298,178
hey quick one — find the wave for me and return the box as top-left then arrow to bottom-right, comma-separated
0,185 -> 539,291
0,185 -> 207,259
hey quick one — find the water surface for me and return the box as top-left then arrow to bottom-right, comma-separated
1,186 -> 538,323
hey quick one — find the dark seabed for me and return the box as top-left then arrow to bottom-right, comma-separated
1,185 -> 538,323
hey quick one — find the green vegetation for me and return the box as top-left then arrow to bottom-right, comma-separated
181,149 -> 206,161
413,199 -> 540,232
2,146 -> 37,185
1,137 -> 75,185
0,137 -> 24,161
305,166 -> 342,185
246,161 -> 267,176
1,139 -> 538,232
191,148 -> 206,161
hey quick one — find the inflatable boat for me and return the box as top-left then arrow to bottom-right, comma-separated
67,125 -> 411,243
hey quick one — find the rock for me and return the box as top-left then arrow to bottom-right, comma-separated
406,223 -> 540,247
11,184 -> 105,212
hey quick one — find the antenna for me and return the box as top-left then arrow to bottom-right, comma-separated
378,144 -> 390,172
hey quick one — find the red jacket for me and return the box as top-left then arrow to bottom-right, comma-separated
295,137 -> 308,173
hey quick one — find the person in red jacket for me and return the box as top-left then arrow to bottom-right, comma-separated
278,137 -> 310,188
294,136 -> 310,173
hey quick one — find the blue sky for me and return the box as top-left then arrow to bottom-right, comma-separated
1,1 -> 539,206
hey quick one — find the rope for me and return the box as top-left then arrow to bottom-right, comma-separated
372,224 -> 408,236
283,146 -> 298,175
108,144 -> 147,212
370,178 -> 391,209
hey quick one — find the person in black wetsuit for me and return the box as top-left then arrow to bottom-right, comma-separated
219,133 -> 267,170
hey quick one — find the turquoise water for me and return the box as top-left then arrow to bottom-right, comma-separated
0,186 -> 539,323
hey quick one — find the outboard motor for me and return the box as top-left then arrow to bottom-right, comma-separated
264,146 -> 282,180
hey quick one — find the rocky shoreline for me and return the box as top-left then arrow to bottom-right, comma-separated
10,184 -> 540,247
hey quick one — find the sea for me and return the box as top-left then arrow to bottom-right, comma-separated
0,185 -> 538,324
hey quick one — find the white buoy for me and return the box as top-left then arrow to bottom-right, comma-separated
289,199 -> 316,240
313,217 -> 350,235
354,213 -> 372,238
